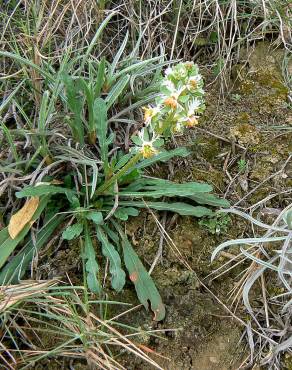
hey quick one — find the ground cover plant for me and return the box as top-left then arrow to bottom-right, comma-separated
0,58 -> 228,321
0,0 -> 291,369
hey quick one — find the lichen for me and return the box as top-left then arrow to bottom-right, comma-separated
230,123 -> 260,146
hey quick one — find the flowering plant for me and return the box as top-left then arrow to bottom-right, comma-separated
3,61 -> 228,323
133,62 -> 205,158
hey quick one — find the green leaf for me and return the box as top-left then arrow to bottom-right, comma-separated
119,178 -> 213,199
84,222 -> 102,294
190,193 -> 230,208
0,214 -> 64,284
62,74 -> 84,144
77,12 -> 116,73
119,168 -> 141,185
114,207 -> 139,221
16,185 -> 76,198
117,201 -> 213,217
109,31 -> 129,77
62,223 -> 83,240
0,197 -> 49,269
131,135 -> 143,146
213,57 -> 225,77
114,152 -> 133,171
0,51 -> 54,83
121,232 -> 165,321
94,98 -> 108,170
102,225 -> 120,245
125,177 -> 211,189
143,179 -> 212,192
86,211 -> 103,225
105,75 -> 130,109
78,78 -> 95,133
0,80 -> 25,115
95,57 -> 106,97
96,227 -> 126,292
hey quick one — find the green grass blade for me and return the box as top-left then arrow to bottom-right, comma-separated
0,214 -> 64,284
94,97 -> 108,171
1,122 -> 20,163
105,75 -> 130,109
0,51 -> 54,82
0,80 -> 25,115
77,12 -> 116,73
109,31 -> 129,77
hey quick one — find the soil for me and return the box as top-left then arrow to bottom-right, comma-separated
30,43 -> 292,369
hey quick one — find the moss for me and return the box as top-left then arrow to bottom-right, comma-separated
238,79 -> 255,95
194,137 -> 222,161
235,112 -> 250,124
255,70 -> 288,96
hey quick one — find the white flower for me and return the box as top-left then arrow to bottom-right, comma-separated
138,129 -> 160,158
165,67 -> 173,76
187,99 -> 202,116
186,75 -> 202,91
161,79 -> 175,91
173,64 -> 188,79
173,121 -> 184,134
143,105 -> 161,124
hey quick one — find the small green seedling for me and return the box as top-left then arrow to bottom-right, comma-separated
199,212 -> 231,235
237,158 -> 247,172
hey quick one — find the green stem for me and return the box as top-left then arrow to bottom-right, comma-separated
95,152 -> 142,195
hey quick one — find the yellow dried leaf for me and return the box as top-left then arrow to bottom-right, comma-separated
8,197 -> 39,239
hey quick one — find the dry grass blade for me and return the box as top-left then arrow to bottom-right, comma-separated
0,281 -> 164,370
0,279 -> 58,314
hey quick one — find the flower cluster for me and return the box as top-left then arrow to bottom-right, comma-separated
133,62 -> 205,158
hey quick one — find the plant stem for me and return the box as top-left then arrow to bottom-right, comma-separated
95,152 -> 142,195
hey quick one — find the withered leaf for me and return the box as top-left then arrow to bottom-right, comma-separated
8,197 -> 39,239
